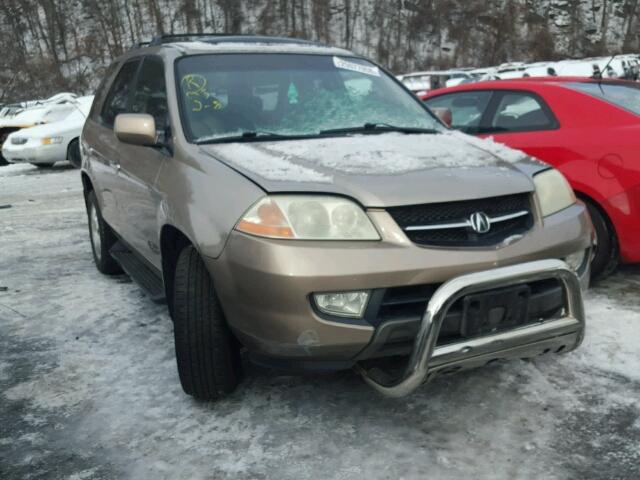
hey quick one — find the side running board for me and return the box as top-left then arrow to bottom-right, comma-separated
110,241 -> 166,304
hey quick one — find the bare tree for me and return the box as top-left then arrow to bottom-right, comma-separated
1,0 -> 639,103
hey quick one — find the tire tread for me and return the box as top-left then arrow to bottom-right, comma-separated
173,245 -> 239,400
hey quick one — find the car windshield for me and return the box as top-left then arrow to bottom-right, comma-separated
175,54 -> 442,143
567,82 -> 640,115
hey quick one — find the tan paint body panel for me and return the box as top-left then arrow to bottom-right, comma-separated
208,204 -> 591,360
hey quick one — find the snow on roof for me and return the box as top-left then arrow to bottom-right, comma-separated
172,41 -> 352,57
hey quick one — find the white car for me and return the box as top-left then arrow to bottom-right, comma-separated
398,70 -> 473,95
1,95 -> 94,168
0,93 -> 83,166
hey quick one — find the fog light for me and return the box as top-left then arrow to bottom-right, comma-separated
314,291 -> 370,318
564,250 -> 586,272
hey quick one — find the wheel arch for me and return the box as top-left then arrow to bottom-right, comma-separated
66,136 -> 80,159
80,171 -> 93,196
160,224 -> 194,317
574,189 -> 618,239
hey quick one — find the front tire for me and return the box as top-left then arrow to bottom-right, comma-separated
86,191 -> 122,275
586,200 -> 618,279
172,245 -> 241,400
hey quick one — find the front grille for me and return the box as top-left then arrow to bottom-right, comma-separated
388,193 -> 533,247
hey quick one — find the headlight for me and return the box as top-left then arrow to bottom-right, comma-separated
533,169 -> 576,217
235,195 -> 380,240
42,137 -> 63,145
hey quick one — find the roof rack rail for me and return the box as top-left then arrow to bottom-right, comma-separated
148,33 -> 251,46
129,40 -> 150,50
146,33 -> 323,47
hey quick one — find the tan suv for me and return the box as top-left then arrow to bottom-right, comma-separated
81,34 -> 591,400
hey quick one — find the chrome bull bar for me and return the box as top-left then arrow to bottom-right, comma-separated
357,259 -> 586,398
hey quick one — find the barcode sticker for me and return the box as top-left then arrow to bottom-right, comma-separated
333,56 -> 380,77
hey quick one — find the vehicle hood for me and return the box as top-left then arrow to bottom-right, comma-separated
0,108 -> 47,128
11,114 -> 86,139
201,131 -> 546,207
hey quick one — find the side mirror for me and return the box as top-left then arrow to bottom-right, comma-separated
430,107 -> 452,128
114,113 -> 157,146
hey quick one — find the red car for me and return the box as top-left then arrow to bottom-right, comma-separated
423,77 -> 640,278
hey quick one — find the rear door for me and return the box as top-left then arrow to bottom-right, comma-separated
114,55 -> 170,268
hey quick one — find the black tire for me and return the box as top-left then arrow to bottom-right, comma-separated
32,163 -> 55,169
67,139 -> 81,168
86,190 -> 122,275
172,245 -> 241,400
585,199 -> 618,279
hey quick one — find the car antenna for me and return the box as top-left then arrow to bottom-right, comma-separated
593,54 -> 616,80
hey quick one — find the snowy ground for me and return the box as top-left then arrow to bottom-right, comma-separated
1,163 -> 639,480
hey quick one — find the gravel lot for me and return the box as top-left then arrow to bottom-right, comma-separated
1,163 -> 639,480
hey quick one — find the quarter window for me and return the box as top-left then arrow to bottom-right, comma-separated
489,93 -> 556,132
101,59 -> 141,126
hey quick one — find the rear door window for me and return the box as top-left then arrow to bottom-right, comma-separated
488,92 -> 557,132
100,59 -> 141,127
425,91 -> 492,133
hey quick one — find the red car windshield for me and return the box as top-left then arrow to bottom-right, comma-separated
567,82 -> 640,116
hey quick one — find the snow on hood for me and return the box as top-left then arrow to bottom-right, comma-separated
203,131 -> 541,207
0,107 -> 48,127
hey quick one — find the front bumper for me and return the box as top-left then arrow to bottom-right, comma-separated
207,203 -> 591,363
1,142 -> 65,164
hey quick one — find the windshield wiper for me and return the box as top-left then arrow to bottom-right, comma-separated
196,131 -> 291,144
319,123 -> 440,136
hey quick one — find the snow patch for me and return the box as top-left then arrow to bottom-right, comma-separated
571,291 -> 640,382
174,41 -> 351,57
212,143 -> 332,183
262,132 -> 520,175
448,130 -> 533,163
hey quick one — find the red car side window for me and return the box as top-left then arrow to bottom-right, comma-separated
487,92 -> 557,133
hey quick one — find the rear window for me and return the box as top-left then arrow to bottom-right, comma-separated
568,82 -> 640,115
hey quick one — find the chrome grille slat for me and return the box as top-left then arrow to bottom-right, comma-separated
387,193 -> 533,247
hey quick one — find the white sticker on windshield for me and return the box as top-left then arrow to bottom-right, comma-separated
333,56 -> 380,77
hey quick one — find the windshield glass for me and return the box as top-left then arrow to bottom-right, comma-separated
175,54 -> 441,142
568,82 -> 640,115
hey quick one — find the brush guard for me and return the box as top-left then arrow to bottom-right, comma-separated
356,259 -> 586,397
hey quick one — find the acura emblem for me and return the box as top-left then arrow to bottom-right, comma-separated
469,212 -> 491,233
